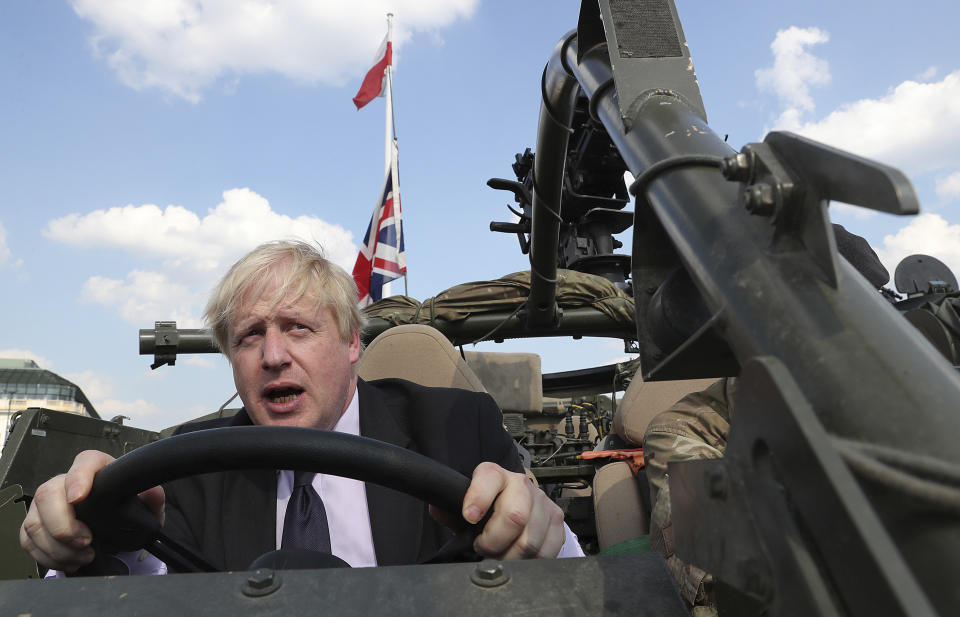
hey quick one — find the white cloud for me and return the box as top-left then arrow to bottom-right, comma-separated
63,370 -> 116,401
81,270 -> 204,326
63,369 -> 164,423
875,213 -> 960,282
70,0 -> 478,102
45,187 -> 357,327
44,187 -> 356,272
0,349 -> 53,368
778,71 -> 960,176
936,170 -> 960,200
755,26 -> 831,127
917,66 -> 939,81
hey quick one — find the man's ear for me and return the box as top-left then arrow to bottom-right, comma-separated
348,330 -> 361,364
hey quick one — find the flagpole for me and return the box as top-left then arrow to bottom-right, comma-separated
384,13 -> 394,173
383,12 -> 408,297
391,139 -> 407,296
381,13 -> 395,298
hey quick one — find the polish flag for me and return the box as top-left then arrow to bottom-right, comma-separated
353,34 -> 392,110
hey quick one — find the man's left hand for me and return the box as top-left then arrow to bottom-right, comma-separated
458,462 -> 566,559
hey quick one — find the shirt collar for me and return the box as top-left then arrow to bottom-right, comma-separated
332,385 -> 361,436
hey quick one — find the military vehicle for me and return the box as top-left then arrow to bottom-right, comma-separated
1,0 -> 959,615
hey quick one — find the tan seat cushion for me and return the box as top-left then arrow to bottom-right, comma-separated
357,325 -> 486,392
593,461 -> 648,549
614,377 -> 718,446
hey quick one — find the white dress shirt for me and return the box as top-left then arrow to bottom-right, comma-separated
275,386 -> 583,564
275,389 -> 377,567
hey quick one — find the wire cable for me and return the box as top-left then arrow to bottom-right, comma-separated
833,436 -> 960,487
832,436 -> 960,514
628,155 -> 725,199
470,301 -> 527,345
540,64 -> 575,135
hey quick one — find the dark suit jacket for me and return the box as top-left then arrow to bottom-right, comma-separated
162,378 -> 522,571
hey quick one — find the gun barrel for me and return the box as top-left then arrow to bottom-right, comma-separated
138,328 -> 219,355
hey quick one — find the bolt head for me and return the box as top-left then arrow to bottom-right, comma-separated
476,561 -> 503,580
721,152 -> 752,181
241,567 -> 282,597
471,559 -> 511,588
743,183 -> 776,215
246,569 -> 274,589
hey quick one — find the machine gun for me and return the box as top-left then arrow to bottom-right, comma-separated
510,1 -> 958,615
108,1 -> 960,615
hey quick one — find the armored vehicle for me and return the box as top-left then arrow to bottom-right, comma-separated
2,1 -> 959,615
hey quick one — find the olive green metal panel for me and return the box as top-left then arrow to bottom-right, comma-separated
0,485 -> 37,580
0,408 -> 160,496
0,409 -> 162,581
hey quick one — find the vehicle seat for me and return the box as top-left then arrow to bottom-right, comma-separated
462,351 -> 542,414
357,325 -> 486,391
612,377 -> 718,448
358,327 -> 541,485
593,375 -> 717,550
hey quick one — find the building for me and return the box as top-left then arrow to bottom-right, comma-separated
0,359 -> 99,438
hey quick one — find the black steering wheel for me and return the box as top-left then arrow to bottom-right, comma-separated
74,426 -> 474,573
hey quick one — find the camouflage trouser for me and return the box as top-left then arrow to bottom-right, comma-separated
642,378 -> 735,613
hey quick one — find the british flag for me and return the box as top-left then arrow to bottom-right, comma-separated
352,166 -> 406,306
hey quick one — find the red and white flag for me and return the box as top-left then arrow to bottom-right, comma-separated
352,33 -> 392,110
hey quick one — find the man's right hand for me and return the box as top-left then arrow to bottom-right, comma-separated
19,450 -> 165,572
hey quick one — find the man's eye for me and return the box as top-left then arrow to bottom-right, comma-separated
238,328 -> 263,343
291,323 -> 309,331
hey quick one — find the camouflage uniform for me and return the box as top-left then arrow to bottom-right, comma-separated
642,377 -> 735,615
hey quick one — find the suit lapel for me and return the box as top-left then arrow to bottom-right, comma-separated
357,379 -> 425,566
220,468 -> 276,569
220,408 -> 277,569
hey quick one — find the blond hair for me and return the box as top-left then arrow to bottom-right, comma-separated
204,240 -> 365,357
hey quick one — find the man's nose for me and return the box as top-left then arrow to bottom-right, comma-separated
261,328 -> 291,369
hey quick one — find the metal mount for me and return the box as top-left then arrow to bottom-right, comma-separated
149,321 -> 179,370
721,131 -> 920,288
670,357 -> 938,616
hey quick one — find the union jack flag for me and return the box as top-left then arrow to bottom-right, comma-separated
352,165 -> 405,306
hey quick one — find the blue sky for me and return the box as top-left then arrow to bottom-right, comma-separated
2,1 -> 958,431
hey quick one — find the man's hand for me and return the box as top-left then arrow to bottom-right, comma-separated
458,462 -> 566,560
19,450 -> 165,572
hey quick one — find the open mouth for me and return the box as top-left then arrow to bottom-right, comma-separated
265,386 -> 303,404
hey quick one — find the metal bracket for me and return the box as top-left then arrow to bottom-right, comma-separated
670,356 -> 938,616
150,321 -> 179,370
597,0 -> 707,126
722,131 -> 920,288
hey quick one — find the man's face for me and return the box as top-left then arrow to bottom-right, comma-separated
227,282 -> 360,430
